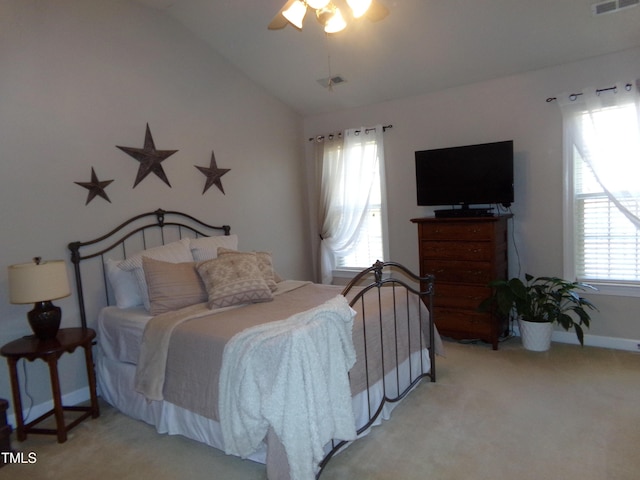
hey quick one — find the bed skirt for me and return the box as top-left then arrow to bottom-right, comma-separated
96,344 -> 432,468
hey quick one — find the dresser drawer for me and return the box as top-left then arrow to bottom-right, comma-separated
421,240 -> 494,261
433,307 -> 493,337
423,259 -> 494,284
434,284 -> 490,310
420,221 -> 495,241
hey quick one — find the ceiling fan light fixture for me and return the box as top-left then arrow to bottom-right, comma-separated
347,0 -> 372,18
315,4 -> 334,25
283,0 -> 308,29
321,6 -> 347,33
306,0 -> 331,9
270,0 -> 388,32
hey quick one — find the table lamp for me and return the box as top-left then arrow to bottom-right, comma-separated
8,257 -> 71,340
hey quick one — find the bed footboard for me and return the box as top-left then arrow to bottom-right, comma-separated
317,260 -> 435,477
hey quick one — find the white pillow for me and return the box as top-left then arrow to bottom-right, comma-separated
118,238 -> 193,310
105,258 -> 143,308
190,234 -> 239,262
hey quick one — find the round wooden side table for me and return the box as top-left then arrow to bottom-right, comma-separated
0,327 -> 100,443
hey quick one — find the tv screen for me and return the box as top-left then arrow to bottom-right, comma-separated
415,140 -> 514,210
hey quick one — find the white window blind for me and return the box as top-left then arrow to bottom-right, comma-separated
337,202 -> 383,269
570,99 -> 640,286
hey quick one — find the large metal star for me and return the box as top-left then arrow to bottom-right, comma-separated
75,167 -> 114,205
116,124 -> 178,188
195,150 -> 231,194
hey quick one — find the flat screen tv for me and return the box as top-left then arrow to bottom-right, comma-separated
415,140 -> 514,217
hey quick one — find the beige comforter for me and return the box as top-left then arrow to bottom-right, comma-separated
136,280 -> 439,422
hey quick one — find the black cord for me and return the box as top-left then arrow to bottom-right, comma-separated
20,358 -> 34,422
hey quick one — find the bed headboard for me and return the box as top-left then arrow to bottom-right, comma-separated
68,208 -> 230,329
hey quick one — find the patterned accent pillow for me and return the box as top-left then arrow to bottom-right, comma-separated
118,239 -> 193,311
142,257 -> 207,315
217,247 -> 278,292
196,252 -> 273,308
190,234 -> 239,262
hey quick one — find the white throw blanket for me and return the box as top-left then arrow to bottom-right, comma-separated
219,295 -> 358,480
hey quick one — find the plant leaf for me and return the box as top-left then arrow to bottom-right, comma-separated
557,312 -> 573,330
574,323 -> 585,346
508,278 -> 527,299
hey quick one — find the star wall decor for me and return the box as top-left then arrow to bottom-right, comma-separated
116,123 -> 178,188
195,150 -> 231,194
74,167 -> 114,205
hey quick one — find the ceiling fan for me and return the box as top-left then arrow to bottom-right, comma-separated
268,0 -> 389,34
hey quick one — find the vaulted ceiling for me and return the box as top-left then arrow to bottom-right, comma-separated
134,0 -> 640,115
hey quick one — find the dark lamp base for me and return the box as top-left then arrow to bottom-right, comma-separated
27,301 -> 62,340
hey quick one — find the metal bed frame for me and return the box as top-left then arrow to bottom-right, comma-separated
68,209 -> 230,329
318,259 -> 436,477
67,208 -> 436,479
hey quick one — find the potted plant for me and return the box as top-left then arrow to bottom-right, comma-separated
479,274 -> 598,351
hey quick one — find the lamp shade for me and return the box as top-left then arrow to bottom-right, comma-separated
282,0 -> 307,29
8,260 -> 71,304
324,7 -> 347,33
347,0 -> 372,18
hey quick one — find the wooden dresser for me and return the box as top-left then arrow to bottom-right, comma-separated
411,215 -> 512,350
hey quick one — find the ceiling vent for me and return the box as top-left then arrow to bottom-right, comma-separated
592,0 -> 639,15
317,75 -> 346,89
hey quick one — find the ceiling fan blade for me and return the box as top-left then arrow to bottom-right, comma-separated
365,0 -> 389,22
268,13 -> 289,30
268,0 -> 296,30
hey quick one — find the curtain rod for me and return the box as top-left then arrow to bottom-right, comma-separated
546,82 -> 633,103
309,124 -> 392,142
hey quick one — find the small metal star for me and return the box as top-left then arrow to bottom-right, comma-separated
116,123 -> 178,188
75,167 -> 114,205
195,150 -> 231,194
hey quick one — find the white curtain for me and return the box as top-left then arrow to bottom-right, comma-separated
316,125 -> 384,284
559,82 -> 640,228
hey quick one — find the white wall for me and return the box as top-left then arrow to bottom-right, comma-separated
0,0 -> 310,413
304,46 -> 640,348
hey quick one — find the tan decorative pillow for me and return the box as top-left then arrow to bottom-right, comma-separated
196,252 -> 273,308
217,247 -> 278,292
118,239 -> 193,310
143,257 -> 207,315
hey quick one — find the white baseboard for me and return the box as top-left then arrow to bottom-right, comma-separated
511,324 -> 640,352
6,386 -> 90,430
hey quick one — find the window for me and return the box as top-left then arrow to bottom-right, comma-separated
317,126 -> 388,283
562,85 -> 640,292
335,138 -> 384,269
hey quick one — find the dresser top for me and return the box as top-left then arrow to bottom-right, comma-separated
411,214 -> 513,223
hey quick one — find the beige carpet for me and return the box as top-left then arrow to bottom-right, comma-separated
2,338 -> 639,480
